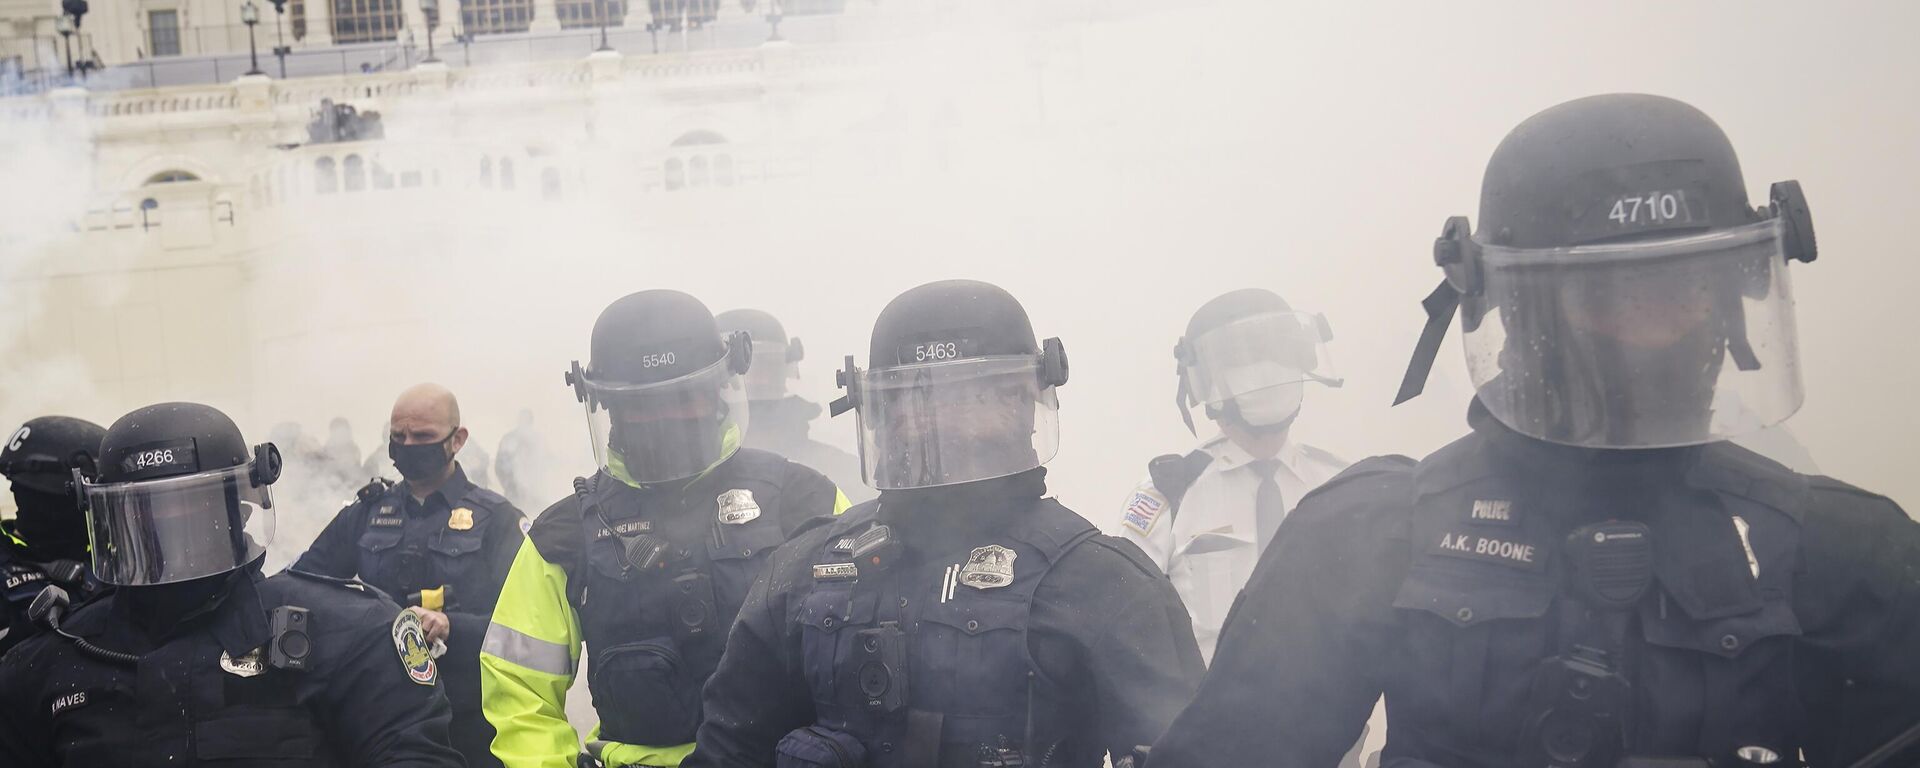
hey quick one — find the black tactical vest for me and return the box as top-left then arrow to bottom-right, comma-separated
797,498 -> 1100,768
1384,438 -> 1807,767
574,450 -> 797,747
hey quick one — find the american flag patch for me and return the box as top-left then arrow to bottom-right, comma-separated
1122,490 -> 1167,535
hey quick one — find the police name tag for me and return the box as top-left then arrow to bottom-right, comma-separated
594,519 -> 652,540
1469,499 -> 1515,526
1430,530 -> 1544,572
959,545 -> 1017,590
813,562 -> 859,581
49,690 -> 88,717
717,489 -> 761,525
370,517 -> 405,527
220,648 -> 266,677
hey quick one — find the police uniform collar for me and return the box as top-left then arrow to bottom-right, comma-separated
1421,398 -> 1699,499
1210,430 -> 1306,477
875,468 -> 1048,532
102,562 -> 267,647
408,463 -> 475,511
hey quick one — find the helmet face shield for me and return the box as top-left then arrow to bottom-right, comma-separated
1183,311 -> 1335,408
582,356 -> 749,483
1465,219 -> 1803,448
742,340 -> 798,401
82,463 -> 276,586
852,356 -> 1060,490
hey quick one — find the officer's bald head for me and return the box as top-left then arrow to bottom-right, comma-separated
390,383 -> 463,445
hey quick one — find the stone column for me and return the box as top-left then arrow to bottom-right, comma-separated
301,0 -> 334,46
530,0 -> 562,32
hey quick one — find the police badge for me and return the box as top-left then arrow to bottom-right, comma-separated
716,489 -> 761,525
448,507 -> 475,531
958,545 -> 1017,590
220,648 -> 266,677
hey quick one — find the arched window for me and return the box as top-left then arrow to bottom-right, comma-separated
499,158 -> 516,191
688,155 -> 709,188
315,157 -> 338,194
343,154 -> 367,192
541,168 -> 562,200
479,156 -> 494,188
714,153 -> 735,186
145,169 -> 201,185
663,158 -> 685,191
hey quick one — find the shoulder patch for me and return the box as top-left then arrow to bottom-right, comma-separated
391,610 -> 438,686
1121,488 -> 1169,536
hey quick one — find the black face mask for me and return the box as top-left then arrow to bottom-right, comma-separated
389,432 -> 456,482
10,484 -> 90,562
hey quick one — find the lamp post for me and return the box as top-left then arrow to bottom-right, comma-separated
593,0 -> 611,52
241,0 -> 263,75
54,14 -> 73,79
270,0 -> 290,77
419,0 -> 440,63
765,0 -> 783,42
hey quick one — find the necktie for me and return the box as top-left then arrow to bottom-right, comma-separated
1249,458 -> 1286,555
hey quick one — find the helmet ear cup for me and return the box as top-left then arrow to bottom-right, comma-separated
1769,180 -> 1817,265
251,443 -> 282,487
1040,337 -> 1069,387
726,331 -> 754,376
787,337 -> 805,363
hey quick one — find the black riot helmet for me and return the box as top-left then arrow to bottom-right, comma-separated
566,290 -> 753,484
831,280 -> 1069,490
1396,93 -> 1816,449
78,402 -> 281,586
1173,289 -> 1338,435
2,416 -> 106,559
717,308 -> 806,402
1,416 -> 105,495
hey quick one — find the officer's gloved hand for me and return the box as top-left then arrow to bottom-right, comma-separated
585,739 -> 696,768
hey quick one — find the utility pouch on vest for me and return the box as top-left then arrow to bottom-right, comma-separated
776,725 -> 870,768
852,622 -> 909,714
588,637 -> 703,746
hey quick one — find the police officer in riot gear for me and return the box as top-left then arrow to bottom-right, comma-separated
1116,289 -> 1347,661
0,401 -> 462,766
481,290 -> 848,768
717,308 -> 872,504
296,382 -> 526,768
0,415 -> 106,656
1150,94 -> 1920,767
686,279 -> 1205,768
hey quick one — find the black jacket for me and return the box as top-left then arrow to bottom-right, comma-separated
1151,401 -> 1920,767
686,468 -> 1205,768
293,462 -> 524,768
0,564 -> 463,767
